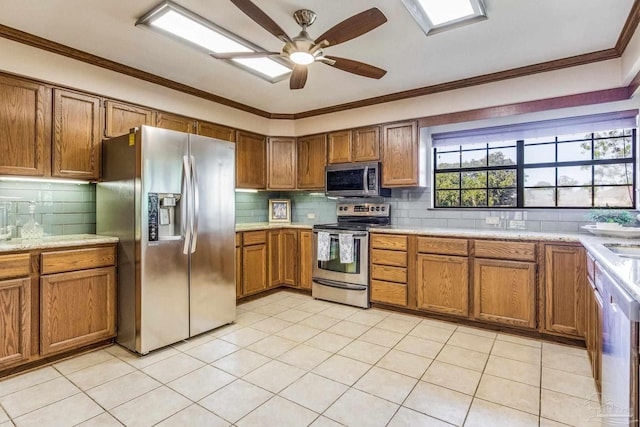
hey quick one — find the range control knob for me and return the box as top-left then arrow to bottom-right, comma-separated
381,207 -> 386,211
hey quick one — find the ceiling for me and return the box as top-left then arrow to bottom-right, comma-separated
0,0 -> 635,115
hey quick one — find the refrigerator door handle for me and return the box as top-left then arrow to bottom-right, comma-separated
190,155 -> 199,253
182,155 -> 192,255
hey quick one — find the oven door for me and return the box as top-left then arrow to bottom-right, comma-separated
312,230 -> 369,287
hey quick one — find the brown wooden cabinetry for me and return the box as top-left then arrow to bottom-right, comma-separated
352,126 -> 380,162
197,121 -> 235,142
0,75 -> 50,176
0,253 -> 32,369
585,254 -> 602,394
52,89 -> 101,180
415,237 -> 469,317
299,230 -> 313,290
104,100 -> 154,138
241,230 -> 268,295
268,137 -> 296,189
235,233 -> 242,298
268,230 -> 282,288
544,244 -> 586,337
297,134 -> 326,190
282,229 -> 298,287
327,130 -> 352,164
237,131 -> 267,189
381,121 -> 419,187
156,111 -> 196,133
370,234 -> 408,306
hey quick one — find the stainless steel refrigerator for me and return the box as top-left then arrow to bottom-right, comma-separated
97,125 -> 235,354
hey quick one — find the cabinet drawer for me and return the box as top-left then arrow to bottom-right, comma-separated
0,253 -> 31,280
417,237 -> 468,256
41,246 -> 116,274
235,233 -> 242,247
371,264 -> 407,283
371,234 -> 407,251
371,280 -> 407,306
474,240 -> 536,262
243,230 -> 267,245
586,252 -> 595,282
371,249 -> 407,267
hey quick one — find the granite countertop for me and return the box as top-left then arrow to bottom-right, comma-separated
580,235 -> 640,303
0,234 -> 119,253
235,223 -> 313,231
369,225 -> 583,242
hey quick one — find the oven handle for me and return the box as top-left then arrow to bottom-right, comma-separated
312,229 -> 368,237
313,278 -> 368,291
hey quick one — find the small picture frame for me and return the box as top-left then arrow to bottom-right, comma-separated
269,199 -> 291,223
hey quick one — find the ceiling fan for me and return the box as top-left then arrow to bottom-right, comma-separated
211,0 -> 388,89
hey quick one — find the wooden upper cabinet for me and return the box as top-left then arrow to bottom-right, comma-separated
0,75 -> 50,176
381,121 -> 419,187
197,121 -> 236,142
267,137 -> 296,189
52,89 -> 101,180
236,131 -> 267,189
544,244 -> 586,337
156,111 -> 196,133
297,134 -> 326,190
104,100 -> 154,138
352,125 -> 380,162
327,130 -> 352,164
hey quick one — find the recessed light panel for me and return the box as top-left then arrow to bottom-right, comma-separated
402,0 -> 487,36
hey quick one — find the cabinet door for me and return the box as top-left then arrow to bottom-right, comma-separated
268,137 -> 296,189
474,258 -> 536,329
0,278 -> 30,368
282,229 -> 298,286
197,121 -> 236,142
327,130 -> 352,164
297,134 -> 326,190
352,126 -> 380,162
52,89 -> 101,180
0,75 -> 50,176
40,267 -> 116,356
104,100 -> 154,138
237,131 -> 267,189
156,112 -> 195,133
299,230 -> 312,290
381,121 -> 418,187
268,231 -> 282,287
242,244 -> 268,295
416,254 -> 468,317
235,242 -> 242,299
544,245 -> 586,337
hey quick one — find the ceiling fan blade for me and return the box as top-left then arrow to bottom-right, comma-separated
211,51 -> 280,59
231,0 -> 291,43
314,8 -> 387,47
290,65 -> 308,90
322,56 -> 387,79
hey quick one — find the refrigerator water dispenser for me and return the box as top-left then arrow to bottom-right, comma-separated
148,192 -> 182,241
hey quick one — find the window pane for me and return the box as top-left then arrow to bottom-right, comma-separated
524,188 -> 556,207
557,141 -> 591,162
594,164 -> 633,185
488,169 -> 517,188
436,190 -> 459,207
462,190 -> 487,207
594,186 -> 633,207
488,189 -> 516,207
557,132 -> 591,142
488,148 -> 517,166
461,149 -> 487,168
593,137 -> 633,159
593,129 -> 630,139
524,144 -> 555,164
435,172 -> 460,189
524,168 -> 555,187
436,152 -> 460,169
557,187 -> 592,207
557,166 -> 591,186
461,171 -> 487,189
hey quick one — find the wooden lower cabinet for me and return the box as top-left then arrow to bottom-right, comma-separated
235,233 -> 242,298
40,266 -> 116,356
242,243 -> 268,295
473,258 -> 536,328
586,277 -> 603,394
282,230 -> 298,287
299,230 -> 312,290
416,254 -> 468,317
268,231 -> 282,288
0,278 -> 31,368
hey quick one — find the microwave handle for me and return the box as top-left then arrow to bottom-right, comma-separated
363,165 -> 369,194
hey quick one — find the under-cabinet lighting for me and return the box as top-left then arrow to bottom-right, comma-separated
402,0 -> 487,36
309,192 -> 327,197
235,189 -> 259,193
0,177 -> 91,185
136,1 -> 291,82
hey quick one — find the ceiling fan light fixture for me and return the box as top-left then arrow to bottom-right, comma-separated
402,0 -> 487,36
289,51 -> 315,65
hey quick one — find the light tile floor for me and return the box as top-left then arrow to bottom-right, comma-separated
0,291 -> 603,427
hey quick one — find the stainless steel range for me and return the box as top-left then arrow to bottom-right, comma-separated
312,203 -> 391,308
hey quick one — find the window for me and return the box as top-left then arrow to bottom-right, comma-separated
432,111 -> 637,209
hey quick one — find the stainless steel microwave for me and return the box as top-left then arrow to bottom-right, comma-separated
325,162 -> 391,197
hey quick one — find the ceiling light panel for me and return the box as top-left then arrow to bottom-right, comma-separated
402,0 -> 487,36
136,1 -> 290,82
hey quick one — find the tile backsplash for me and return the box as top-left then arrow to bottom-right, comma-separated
0,181 -> 96,237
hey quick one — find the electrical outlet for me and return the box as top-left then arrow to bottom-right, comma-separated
485,216 -> 500,225
307,213 -> 316,219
